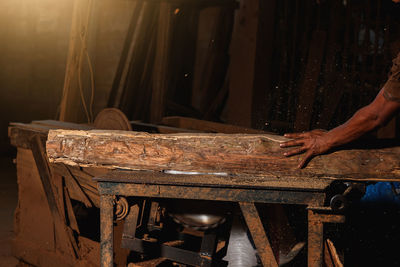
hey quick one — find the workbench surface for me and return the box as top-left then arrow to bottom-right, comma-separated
93,169 -> 332,191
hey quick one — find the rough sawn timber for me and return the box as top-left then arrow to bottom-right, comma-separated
46,129 -> 400,181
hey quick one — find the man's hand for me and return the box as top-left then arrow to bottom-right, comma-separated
280,129 -> 332,168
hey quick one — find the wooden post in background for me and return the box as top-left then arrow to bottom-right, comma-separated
226,0 -> 276,129
226,0 -> 260,128
59,0 -> 94,123
294,31 -> 327,132
150,2 -> 174,123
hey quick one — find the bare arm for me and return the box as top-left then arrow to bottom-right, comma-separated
281,88 -> 400,168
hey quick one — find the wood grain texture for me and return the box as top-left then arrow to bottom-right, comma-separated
46,129 -> 400,180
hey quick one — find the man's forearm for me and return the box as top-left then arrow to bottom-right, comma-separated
322,87 -> 400,149
324,106 -> 381,149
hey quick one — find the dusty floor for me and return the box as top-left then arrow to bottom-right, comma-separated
0,156 -> 19,266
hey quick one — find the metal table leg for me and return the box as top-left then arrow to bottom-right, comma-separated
100,194 -> 114,267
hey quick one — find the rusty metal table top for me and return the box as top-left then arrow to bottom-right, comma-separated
94,170 -> 332,207
93,169 -> 332,192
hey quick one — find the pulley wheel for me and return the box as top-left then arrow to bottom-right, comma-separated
94,108 -> 132,131
114,197 -> 129,221
330,194 -> 347,212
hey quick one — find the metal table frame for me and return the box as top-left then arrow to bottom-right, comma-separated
95,170 -> 344,267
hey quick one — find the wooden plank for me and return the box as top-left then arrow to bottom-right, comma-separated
47,129 -> 400,181
161,116 -> 268,133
